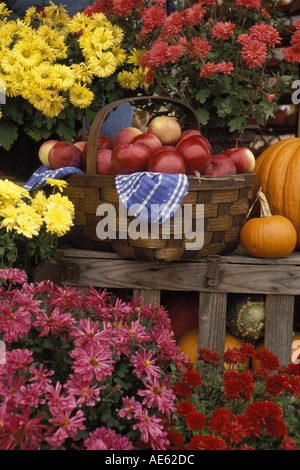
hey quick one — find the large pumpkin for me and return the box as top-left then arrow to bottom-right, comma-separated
254,138 -> 300,247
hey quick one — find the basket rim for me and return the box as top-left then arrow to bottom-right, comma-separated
66,172 -> 256,190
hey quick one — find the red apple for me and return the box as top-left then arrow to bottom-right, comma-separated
74,141 -> 86,153
96,148 -> 116,175
180,129 -> 202,141
112,127 -> 143,148
223,147 -> 255,174
177,133 -> 211,154
147,149 -> 186,174
48,141 -> 82,169
176,135 -> 211,175
82,135 -> 113,164
38,139 -> 59,167
205,154 -> 237,176
130,132 -> 163,154
111,143 -> 151,174
148,116 -> 182,145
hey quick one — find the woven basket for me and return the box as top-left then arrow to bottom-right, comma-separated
64,96 -> 256,261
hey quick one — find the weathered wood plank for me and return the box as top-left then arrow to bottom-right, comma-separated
133,289 -> 161,305
264,294 -> 295,365
198,292 -> 227,357
60,256 -> 300,295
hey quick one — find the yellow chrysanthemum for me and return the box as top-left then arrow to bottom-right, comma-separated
91,26 -> 115,51
17,201 -> 43,224
0,203 -> 19,232
39,90 -> 66,118
14,213 -> 41,238
46,35 -> 68,60
69,83 -> 94,108
46,178 -> 68,192
90,12 -> 110,27
117,70 -> 140,90
13,39 -> 43,69
132,66 -> 149,88
46,193 -> 75,217
23,85 -> 48,112
30,62 -> 54,89
67,12 -> 90,34
0,108 -> 2,119
112,46 -> 127,67
51,64 -> 75,91
31,190 -> 48,215
0,180 -> 29,205
44,205 -> 74,237
0,2 -> 11,18
23,6 -> 39,26
0,76 -> 22,98
87,51 -> 117,78
110,25 -> 124,46
1,50 -> 19,74
70,63 -> 93,85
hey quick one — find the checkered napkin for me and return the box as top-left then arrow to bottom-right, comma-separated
23,165 -> 83,192
115,172 -> 189,224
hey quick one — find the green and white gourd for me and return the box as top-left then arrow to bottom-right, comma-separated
226,295 -> 265,341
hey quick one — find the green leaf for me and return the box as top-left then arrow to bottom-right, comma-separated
0,121 -> 19,150
228,116 -> 246,132
195,89 -> 211,104
194,108 -> 210,125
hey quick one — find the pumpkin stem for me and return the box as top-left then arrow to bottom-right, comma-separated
245,187 -> 272,220
257,188 -> 272,218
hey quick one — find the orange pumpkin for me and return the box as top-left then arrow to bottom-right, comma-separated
177,329 -> 249,369
240,188 -> 297,258
254,138 -> 300,248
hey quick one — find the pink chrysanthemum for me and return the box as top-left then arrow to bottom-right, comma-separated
0,268 -> 27,285
181,3 -> 205,26
84,426 -> 134,450
189,37 -> 211,61
140,6 -> 166,34
162,11 -> 184,38
70,342 -> 114,382
0,303 -> 32,342
138,377 -> 176,416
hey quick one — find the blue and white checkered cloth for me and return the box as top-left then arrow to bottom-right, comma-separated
24,166 -> 189,224
116,172 -> 189,224
23,165 -> 83,192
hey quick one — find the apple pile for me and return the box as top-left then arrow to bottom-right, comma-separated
38,116 -> 255,176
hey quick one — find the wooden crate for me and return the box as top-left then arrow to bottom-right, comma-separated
60,246 -> 300,365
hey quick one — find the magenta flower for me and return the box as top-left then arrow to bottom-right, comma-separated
0,302 -> 32,342
84,426 -> 134,450
49,407 -> 85,445
70,343 -> 114,382
0,268 -> 27,285
71,317 -> 114,348
32,307 -> 76,337
131,348 -> 162,380
133,406 -> 168,448
137,377 -> 176,416
118,396 -> 141,420
64,373 -> 104,407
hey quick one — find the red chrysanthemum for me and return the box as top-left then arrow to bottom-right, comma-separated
235,0 -> 262,10
249,23 -> 281,48
181,4 -> 205,27
254,349 -> 280,371
181,369 -> 202,387
140,6 -> 166,34
198,347 -> 220,365
282,47 -> 300,64
146,41 -> 170,67
111,0 -> 136,17
223,370 -> 255,402
166,428 -> 184,447
176,400 -> 196,417
162,11 -> 184,38
212,21 -> 235,40
188,434 -> 228,450
265,373 -> 290,398
172,380 -> 192,399
241,38 -> 267,68
185,411 -> 206,431
168,45 -> 185,63
281,436 -> 297,450
189,37 -> 211,61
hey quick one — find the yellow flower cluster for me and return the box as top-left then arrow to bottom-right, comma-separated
0,2 -> 148,119
0,179 -> 74,238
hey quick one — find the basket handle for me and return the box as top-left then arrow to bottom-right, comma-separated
86,95 -> 200,175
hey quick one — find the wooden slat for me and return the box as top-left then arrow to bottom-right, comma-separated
198,292 -> 227,357
264,294 -> 295,365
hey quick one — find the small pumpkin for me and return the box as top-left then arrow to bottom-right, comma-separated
226,294 -> 265,341
254,138 -> 300,247
240,188 -> 297,259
